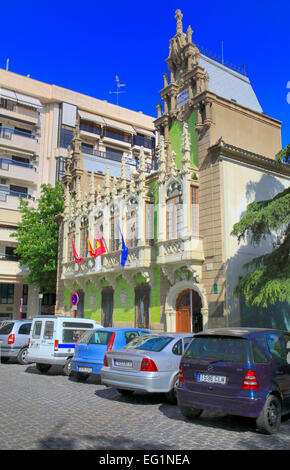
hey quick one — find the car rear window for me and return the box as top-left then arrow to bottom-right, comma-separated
77,330 -> 113,345
0,322 -> 14,335
32,321 -> 42,339
123,335 -> 173,352
124,331 -> 140,344
184,336 -> 248,363
62,322 -> 95,344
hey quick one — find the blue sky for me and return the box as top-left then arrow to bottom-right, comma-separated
1,0 -> 289,149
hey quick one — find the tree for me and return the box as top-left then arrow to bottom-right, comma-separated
231,185 -> 290,307
11,183 -> 64,293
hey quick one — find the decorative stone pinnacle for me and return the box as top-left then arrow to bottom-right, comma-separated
186,25 -> 193,43
175,9 -> 183,34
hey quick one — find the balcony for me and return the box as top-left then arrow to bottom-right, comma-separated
157,236 -> 204,265
62,245 -> 155,286
0,158 -> 37,184
0,127 -> 39,154
0,188 -> 35,210
0,102 -> 39,125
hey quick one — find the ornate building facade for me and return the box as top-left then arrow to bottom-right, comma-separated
56,10 -> 290,331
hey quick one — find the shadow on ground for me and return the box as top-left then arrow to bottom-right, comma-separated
37,422 -> 171,450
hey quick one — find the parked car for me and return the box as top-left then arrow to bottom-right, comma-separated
72,327 -> 151,381
101,332 -> 194,403
177,328 -> 290,434
0,320 -> 32,364
27,316 -> 101,375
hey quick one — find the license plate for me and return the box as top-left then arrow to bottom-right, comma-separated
79,367 -> 92,373
197,373 -> 227,385
114,359 -> 133,367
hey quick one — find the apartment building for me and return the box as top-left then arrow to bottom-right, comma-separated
0,70 -> 155,319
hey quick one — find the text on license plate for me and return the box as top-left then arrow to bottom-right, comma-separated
197,373 -> 227,384
114,360 -> 133,367
79,367 -> 92,373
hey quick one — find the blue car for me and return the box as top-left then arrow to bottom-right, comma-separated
71,327 -> 150,381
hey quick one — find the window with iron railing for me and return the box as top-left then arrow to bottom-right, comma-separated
104,127 -> 132,144
0,126 -> 35,139
80,120 -> 101,135
134,134 -> 154,149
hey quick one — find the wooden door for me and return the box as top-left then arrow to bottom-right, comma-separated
176,290 -> 191,332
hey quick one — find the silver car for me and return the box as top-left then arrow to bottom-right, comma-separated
101,333 -> 194,403
0,320 -> 32,364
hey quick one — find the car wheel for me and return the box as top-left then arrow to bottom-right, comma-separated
117,389 -> 134,396
36,363 -> 51,373
166,375 -> 179,404
63,358 -> 72,376
17,347 -> 28,365
75,372 -> 89,382
180,406 -> 203,419
256,395 -> 281,435
0,357 -> 9,363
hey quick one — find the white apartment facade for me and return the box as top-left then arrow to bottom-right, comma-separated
0,69 -> 155,319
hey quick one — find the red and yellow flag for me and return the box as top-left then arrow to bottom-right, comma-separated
94,230 -> 106,258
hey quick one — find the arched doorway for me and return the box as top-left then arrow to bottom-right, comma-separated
176,289 -> 202,333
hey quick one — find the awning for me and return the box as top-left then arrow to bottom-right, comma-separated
15,93 -> 42,108
78,110 -> 105,125
0,88 -> 42,108
103,118 -> 136,134
134,128 -> 155,138
0,88 -> 18,102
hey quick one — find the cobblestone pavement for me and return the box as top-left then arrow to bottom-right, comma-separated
0,361 -> 289,450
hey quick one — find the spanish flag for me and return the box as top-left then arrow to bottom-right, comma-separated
94,230 -> 106,258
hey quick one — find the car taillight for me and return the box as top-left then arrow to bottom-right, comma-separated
242,370 -> 259,390
140,358 -> 158,372
103,353 -> 108,367
8,334 -> 15,345
28,339 -> 30,349
178,364 -> 185,382
54,340 -> 59,352
106,332 -> 116,351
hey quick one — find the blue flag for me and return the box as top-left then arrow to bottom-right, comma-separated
119,225 -> 128,267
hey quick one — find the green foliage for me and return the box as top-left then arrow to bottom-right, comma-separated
275,144 -> 290,163
231,186 -> 290,307
11,183 -> 64,293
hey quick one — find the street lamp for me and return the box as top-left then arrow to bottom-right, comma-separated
38,291 -> 43,315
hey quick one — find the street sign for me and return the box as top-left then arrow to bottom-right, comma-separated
71,293 -> 79,306
177,88 -> 189,108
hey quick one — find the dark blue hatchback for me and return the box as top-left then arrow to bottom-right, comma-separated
177,328 -> 290,434
71,327 -> 150,381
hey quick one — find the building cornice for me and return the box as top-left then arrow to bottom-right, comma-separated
209,140 -> 290,177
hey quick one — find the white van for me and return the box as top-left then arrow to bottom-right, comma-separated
27,316 -> 102,375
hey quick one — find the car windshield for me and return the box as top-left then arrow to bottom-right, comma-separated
77,330 -> 113,345
123,335 -> 173,352
184,336 -> 248,363
0,322 -> 14,335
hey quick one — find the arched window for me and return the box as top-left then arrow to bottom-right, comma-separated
126,197 -> 138,248
80,216 -> 89,258
109,205 -> 120,252
67,221 -> 76,262
166,182 -> 183,240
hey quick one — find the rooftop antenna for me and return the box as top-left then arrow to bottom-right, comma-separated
6,58 -> 10,71
109,75 -> 126,105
